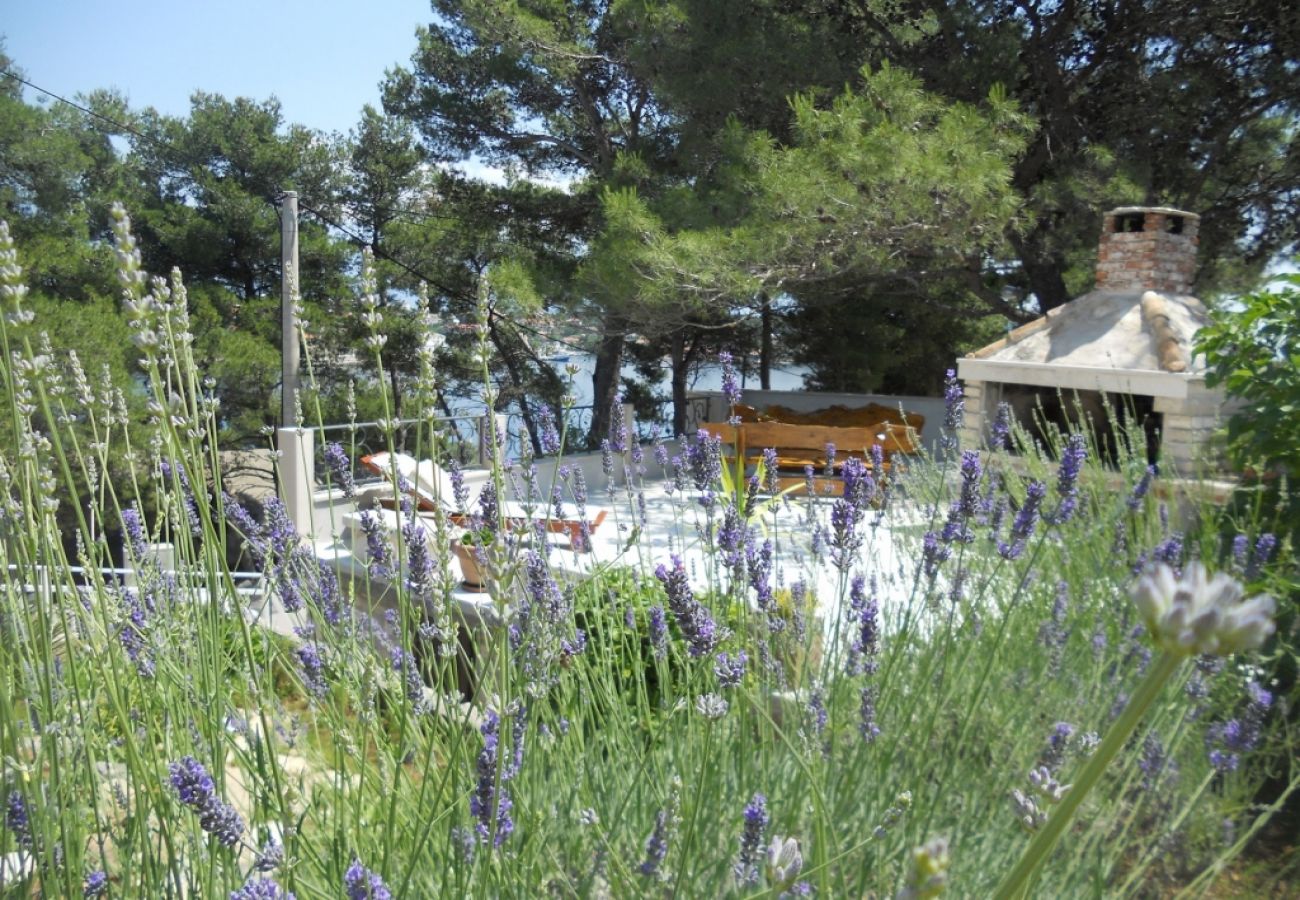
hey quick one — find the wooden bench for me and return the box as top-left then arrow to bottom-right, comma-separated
697,420 -> 920,496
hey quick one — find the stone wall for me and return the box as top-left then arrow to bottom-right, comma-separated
960,376 -> 1231,476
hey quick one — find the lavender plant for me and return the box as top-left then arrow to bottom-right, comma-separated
0,216 -> 1293,899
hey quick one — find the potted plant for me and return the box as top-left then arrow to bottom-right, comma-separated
453,525 -> 497,589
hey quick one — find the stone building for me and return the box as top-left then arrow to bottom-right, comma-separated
956,207 -> 1229,473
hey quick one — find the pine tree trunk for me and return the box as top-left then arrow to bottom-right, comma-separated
759,292 -> 773,390
670,331 -> 688,437
589,329 -> 624,450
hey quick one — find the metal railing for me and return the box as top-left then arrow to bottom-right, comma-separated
307,399 -> 679,490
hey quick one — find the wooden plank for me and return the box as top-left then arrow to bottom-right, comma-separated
736,421 -> 881,452
697,422 -> 742,444
738,421 -> 918,456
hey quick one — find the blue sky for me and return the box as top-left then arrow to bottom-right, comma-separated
2,0 -> 431,135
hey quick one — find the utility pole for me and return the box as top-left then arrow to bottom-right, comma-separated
279,190 -> 300,427
276,191 -> 312,536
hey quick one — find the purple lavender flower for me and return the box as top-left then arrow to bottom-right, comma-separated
829,458 -> 875,569
159,459 -> 204,537
848,575 -> 880,676
260,496 -> 313,613
755,447 -> 779,495
640,808 -> 672,878
1139,735 -> 1177,790
6,790 -> 31,847
296,643 -> 328,698
989,402 -> 1012,451
717,504 -> 749,577
1248,534 -> 1276,580
747,539 -> 777,625
505,706 -> 528,781
223,494 -> 267,565
822,441 -> 837,476
344,859 -> 392,900
940,451 -> 982,545
323,442 -> 357,500
561,629 -> 587,659
315,560 -> 345,627
870,441 -> 885,474
511,551 -> 573,690
118,589 -> 155,678
654,441 -> 670,471
600,438 -> 615,480
550,484 -> 567,524
1231,534 -> 1250,572
536,404 -> 561,455
1205,681 -> 1273,773
1041,721 -> 1075,771
808,521 -> 825,564
608,391 -> 629,453
254,836 -> 284,872
997,480 -> 1046,560
1049,434 -> 1088,524
714,651 -> 748,689
447,459 -> 470,512
648,606 -> 668,658
1091,628 -> 1108,658
121,504 -> 149,560
231,879 -> 295,900
470,710 -> 515,847
401,517 -> 436,622
921,531 -> 951,578
168,756 -> 244,848
83,870 -> 109,897
392,648 -> 426,710
735,793 -> 769,886
859,684 -> 881,743
687,430 -> 724,496
1038,581 -> 1070,675
654,556 -> 724,657
976,469 -> 1001,522
941,369 -> 963,453
1127,464 -> 1155,511
356,509 -> 391,581
719,350 -> 742,413
477,482 -> 500,534
807,685 -> 828,737
1151,532 -> 1184,572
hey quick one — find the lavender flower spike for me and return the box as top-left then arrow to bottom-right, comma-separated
1049,433 -> 1087,524
231,879 -> 296,900
6,790 -> 31,847
654,555 -> 726,657
940,369 -> 963,453
719,350 -> 742,411
1132,562 -> 1275,656
998,480 -> 1046,560
735,793 -> 770,887
168,756 -> 244,848
344,859 -> 392,900
83,871 -> 109,897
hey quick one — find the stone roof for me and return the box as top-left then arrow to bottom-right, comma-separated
965,289 -> 1210,375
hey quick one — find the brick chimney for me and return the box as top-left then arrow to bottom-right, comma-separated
1095,206 -> 1199,295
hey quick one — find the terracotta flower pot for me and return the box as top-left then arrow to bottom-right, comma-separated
452,538 -> 492,589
